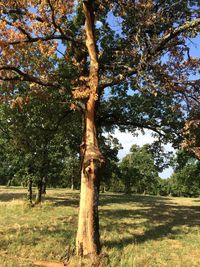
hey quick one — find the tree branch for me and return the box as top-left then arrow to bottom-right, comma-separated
100,18 -> 200,90
151,18 -> 200,55
2,8 -> 45,23
0,65 -> 60,88
1,8 -> 74,44
8,35 -> 69,45
47,0 -> 66,38
99,114 -> 166,138
100,68 -> 137,89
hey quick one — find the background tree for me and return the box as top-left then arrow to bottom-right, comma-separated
182,107 -> 200,159
169,149 -> 200,197
120,144 -> 159,194
99,134 -> 122,192
0,82 -> 82,203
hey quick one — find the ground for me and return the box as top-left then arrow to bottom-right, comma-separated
0,186 -> 200,266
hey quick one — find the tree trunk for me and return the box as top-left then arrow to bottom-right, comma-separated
42,177 -> 46,194
71,176 -> 74,190
125,177 -> 132,194
76,162 -> 101,257
76,1 -> 104,258
35,180 -> 42,204
27,177 -> 33,204
101,185 -> 106,193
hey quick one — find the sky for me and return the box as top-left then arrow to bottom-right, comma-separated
113,129 -> 175,179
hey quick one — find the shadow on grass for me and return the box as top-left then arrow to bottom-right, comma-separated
44,192 -> 80,207
100,194 -> 200,249
99,193 -> 171,206
1,188 -> 200,253
44,196 -> 79,207
0,188 -> 80,206
0,192 -> 27,202
0,223 -> 76,252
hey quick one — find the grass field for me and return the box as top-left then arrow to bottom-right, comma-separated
0,186 -> 200,267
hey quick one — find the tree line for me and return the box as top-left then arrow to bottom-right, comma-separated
1,97 -> 199,198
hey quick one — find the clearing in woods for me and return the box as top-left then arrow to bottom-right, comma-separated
0,186 -> 200,266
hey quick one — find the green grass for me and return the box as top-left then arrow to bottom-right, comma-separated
0,186 -> 200,266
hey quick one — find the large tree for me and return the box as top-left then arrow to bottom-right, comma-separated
0,0 -> 200,260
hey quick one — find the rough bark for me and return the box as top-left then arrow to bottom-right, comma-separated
76,0 -> 104,259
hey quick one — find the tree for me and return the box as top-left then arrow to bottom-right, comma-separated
120,144 -> 159,194
1,0 -> 200,259
170,149 -> 200,197
99,134 -> 122,192
61,155 -> 80,190
182,109 -> 200,159
0,82 -> 82,203
0,103 -> 20,185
